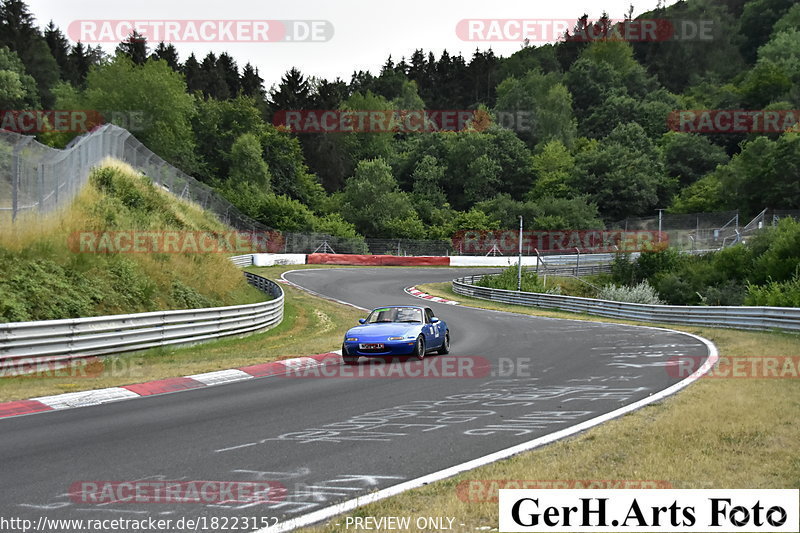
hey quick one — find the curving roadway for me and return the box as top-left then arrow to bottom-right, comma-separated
0,267 -> 712,531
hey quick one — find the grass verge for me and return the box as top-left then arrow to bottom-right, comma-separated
298,282 -> 800,532
0,265 -> 362,401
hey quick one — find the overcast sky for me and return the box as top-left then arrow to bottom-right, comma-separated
26,0 -> 681,91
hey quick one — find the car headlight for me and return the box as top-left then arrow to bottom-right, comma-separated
387,336 -> 404,341
346,337 -> 358,342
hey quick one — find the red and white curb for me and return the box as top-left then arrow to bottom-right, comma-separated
0,351 -> 342,420
404,286 -> 459,305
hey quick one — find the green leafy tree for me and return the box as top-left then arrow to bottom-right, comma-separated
631,0 -> 744,93
341,158 -> 420,238
528,140 -> 576,200
0,45 -> 38,107
335,90 -> 395,180
574,122 -> 670,220
0,0 -> 59,105
739,0 -> 797,62
448,208 -> 500,233
716,133 -> 800,213
661,132 -> 729,186
78,55 -> 199,172
192,95 -> 266,182
668,175 -> 725,213
771,4 -> 800,36
228,133 -> 271,189
528,196 -> 604,230
411,155 -> 445,200
464,154 -> 501,205
494,69 -> 577,148
738,59 -> 792,108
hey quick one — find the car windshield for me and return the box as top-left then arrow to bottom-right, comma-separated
365,307 -> 423,324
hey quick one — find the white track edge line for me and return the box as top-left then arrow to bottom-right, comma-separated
257,275 -> 720,533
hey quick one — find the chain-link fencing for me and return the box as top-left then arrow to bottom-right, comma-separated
1,124 -> 797,256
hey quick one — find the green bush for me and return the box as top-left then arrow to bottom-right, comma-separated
597,281 -> 664,304
107,258 -> 158,310
171,280 -> 215,309
475,264 -> 558,293
0,250 -> 101,321
749,218 -> 800,285
701,280 -> 747,306
745,273 -> 800,307
611,252 -> 636,285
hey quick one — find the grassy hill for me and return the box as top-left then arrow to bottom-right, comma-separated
0,159 -> 264,322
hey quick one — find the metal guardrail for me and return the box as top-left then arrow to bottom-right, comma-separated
0,273 -> 283,367
452,275 -> 800,332
230,254 -> 254,267
538,262 -> 613,277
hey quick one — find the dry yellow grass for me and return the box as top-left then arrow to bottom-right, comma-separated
0,158 -> 263,320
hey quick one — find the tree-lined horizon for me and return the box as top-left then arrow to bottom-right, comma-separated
1,0 -> 799,241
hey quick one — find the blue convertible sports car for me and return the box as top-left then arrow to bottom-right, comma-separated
341,305 -> 450,364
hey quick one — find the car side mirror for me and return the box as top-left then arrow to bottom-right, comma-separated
358,318 -> 366,324
431,317 -> 440,323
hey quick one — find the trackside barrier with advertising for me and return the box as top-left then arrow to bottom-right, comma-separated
307,253 -> 450,266
450,256 -> 540,267
453,275 -> 800,333
233,253 -> 622,269
252,253 -> 307,267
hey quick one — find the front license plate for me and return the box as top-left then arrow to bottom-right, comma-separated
359,343 -> 384,350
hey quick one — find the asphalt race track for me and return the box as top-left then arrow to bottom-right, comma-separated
0,267 -> 712,531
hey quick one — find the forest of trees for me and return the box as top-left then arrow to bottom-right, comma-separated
1,0 -> 799,241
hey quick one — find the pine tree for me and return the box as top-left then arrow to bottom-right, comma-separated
270,67 -> 311,110
115,30 -> 149,65
151,41 -> 179,71
43,20 -> 70,79
199,52 -> 228,99
240,62 -> 265,100
182,53 -> 203,93
67,41 -> 91,86
217,52 -> 240,97
0,0 -> 59,105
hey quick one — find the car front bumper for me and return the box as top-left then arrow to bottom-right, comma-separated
343,340 -> 418,357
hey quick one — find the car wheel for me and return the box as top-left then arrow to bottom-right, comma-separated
413,335 -> 425,360
437,331 -> 450,354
